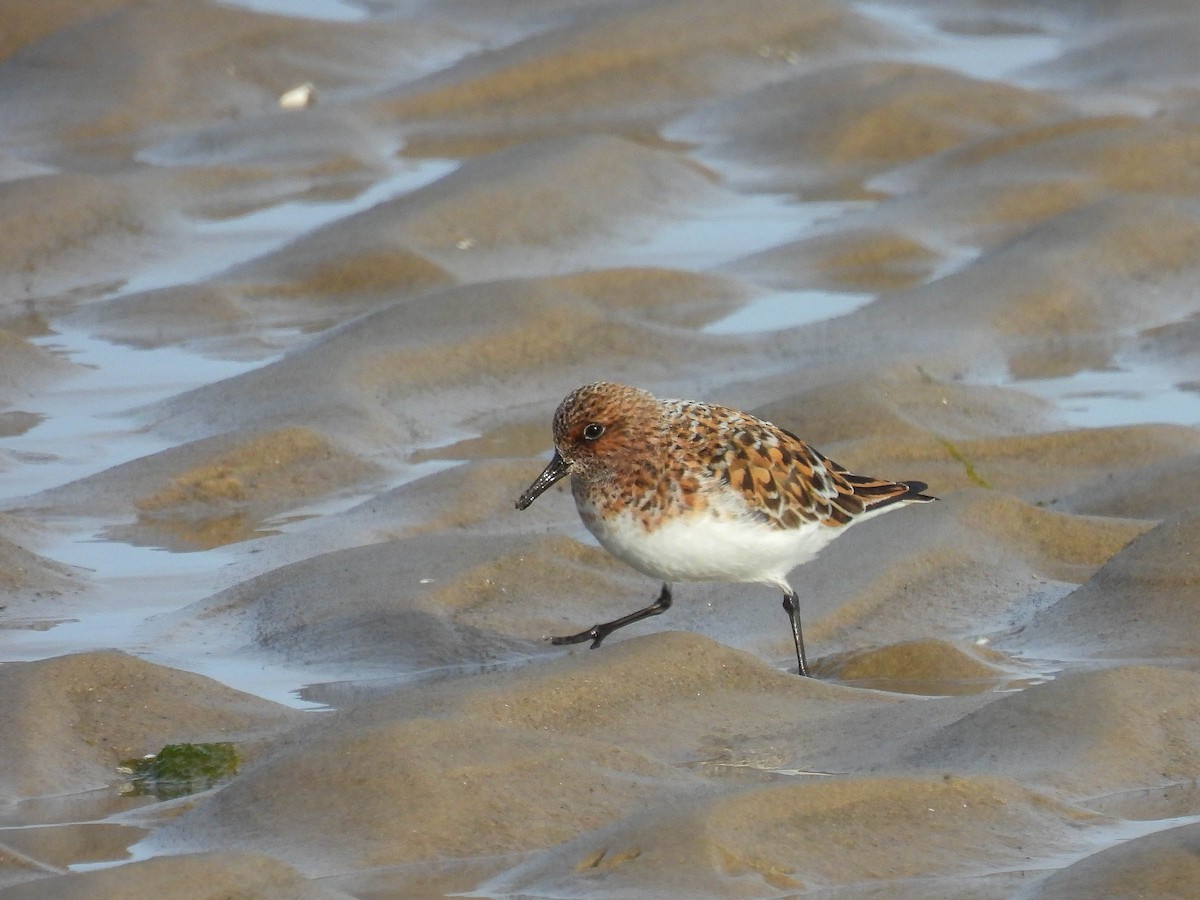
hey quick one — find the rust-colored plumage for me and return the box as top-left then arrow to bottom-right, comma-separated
517,382 -> 936,676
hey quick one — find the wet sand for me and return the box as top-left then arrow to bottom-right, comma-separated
2,0 -> 1200,897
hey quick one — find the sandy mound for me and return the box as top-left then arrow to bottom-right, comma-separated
0,851 -> 350,900
343,630 -> 855,757
0,652 -> 297,798
1055,453 -> 1200,520
0,174 -> 149,303
0,513 -> 83,618
137,274 -> 743,444
482,775 -> 1101,897
236,134 -> 724,282
695,61 -> 1069,192
0,0 -> 452,142
376,0 -> 889,125
180,531 -> 552,670
149,715 -> 693,876
906,666 -> 1200,795
1028,15 -> 1200,88
20,426 -> 381,551
1028,821 -> 1200,900
726,227 -> 946,293
1011,511 -> 1200,660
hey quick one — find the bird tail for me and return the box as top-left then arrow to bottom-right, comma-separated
845,475 -> 937,513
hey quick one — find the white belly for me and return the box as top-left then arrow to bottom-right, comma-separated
583,506 -> 838,589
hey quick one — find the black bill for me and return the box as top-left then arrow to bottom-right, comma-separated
515,450 -> 571,509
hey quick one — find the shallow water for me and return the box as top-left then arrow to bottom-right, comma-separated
1011,362 -> 1200,429
118,159 -> 458,295
855,1 -> 1065,82
214,0 -> 367,22
612,196 -> 862,272
1083,781 -> 1200,821
703,288 -> 876,335
5,332 -> 259,499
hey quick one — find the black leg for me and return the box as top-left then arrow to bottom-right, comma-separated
551,583 -> 673,649
781,591 -> 810,677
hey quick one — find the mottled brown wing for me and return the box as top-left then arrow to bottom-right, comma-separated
719,415 -> 925,530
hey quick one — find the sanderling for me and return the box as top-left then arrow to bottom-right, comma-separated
516,382 -> 935,676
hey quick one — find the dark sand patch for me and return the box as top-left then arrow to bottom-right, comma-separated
0,411 -> 42,440
901,116 -> 1200,204
689,196 -> 1200,390
343,630 -> 1014,799
140,107 -> 397,173
954,492 -> 1147,582
130,428 -> 371,511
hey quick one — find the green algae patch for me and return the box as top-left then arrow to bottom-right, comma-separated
120,742 -> 239,799
938,438 -> 991,488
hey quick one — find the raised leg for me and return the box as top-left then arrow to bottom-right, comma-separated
781,591 -> 810,677
551,583 -> 673,649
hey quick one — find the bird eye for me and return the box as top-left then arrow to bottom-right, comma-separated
582,423 -> 605,441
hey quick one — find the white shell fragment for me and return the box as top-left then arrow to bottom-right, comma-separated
279,82 -> 316,110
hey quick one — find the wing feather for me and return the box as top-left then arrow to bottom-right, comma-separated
721,416 -> 930,529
